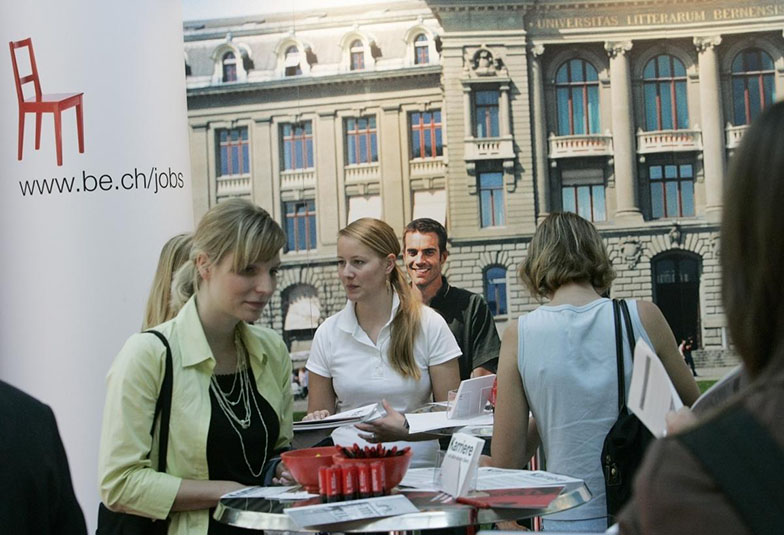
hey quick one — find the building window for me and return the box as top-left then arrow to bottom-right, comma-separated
412,189 -> 447,224
555,59 -> 600,135
345,116 -> 377,164
479,171 -> 505,227
350,40 -> 364,71
282,122 -> 313,170
484,266 -> 507,316
284,46 -> 302,76
410,111 -> 442,159
284,200 -> 317,252
217,127 -> 249,176
649,161 -> 695,219
731,48 -> 775,126
643,54 -> 688,131
474,90 -> 500,138
222,51 -> 238,82
414,34 -> 429,65
347,194 -> 382,223
561,168 -> 606,222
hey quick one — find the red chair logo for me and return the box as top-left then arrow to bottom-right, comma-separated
9,37 -> 85,167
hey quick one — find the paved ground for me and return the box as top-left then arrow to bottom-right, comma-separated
691,365 -> 737,382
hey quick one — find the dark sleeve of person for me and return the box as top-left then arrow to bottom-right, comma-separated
0,382 -> 87,535
468,294 -> 501,373
44,404 -> 88,535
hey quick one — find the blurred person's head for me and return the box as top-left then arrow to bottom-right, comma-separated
519,211 -> 615,300
721,100 -> 784,377
338,218 -> 422,379
143,233 -> 192,329
404,218 -> 448,292
172,198 -> 285,323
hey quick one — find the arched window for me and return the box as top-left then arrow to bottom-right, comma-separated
284,45 -> 302,76
484,266 -> 508,316
731,48 -> 775,126
350,40 -> 364,71
222,51 -> 237,82
414,33 -> 429,65
643,54 -> 688,131
555,59 -> 600,135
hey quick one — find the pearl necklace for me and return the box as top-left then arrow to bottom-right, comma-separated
209,332 -> 269,478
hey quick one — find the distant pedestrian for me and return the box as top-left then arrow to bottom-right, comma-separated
683,336 -> 698,376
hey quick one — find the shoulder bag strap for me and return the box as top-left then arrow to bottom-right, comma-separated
612,299 -> 625,411
618,300 -> 636,357
677,404 -> 784,535
143,329 -> 173,473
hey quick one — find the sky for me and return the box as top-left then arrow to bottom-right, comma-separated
182,0 -> 398,21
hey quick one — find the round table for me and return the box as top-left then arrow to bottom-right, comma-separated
213,484 -> 592,533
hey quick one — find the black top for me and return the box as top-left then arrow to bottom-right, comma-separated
207,367 -> 279,535
428,276 -> 501,379
0,380 -> 87,535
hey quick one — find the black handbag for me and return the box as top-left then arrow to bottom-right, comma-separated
96,330 -> 173,535
601,300 -> 654,525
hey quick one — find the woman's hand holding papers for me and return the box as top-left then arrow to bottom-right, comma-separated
355,399 -> 409,442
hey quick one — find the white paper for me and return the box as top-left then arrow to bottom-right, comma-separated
283,495 -> 418,527
222,486 -> 318,500
692,364 -> 747,415
474,468 -> 584,492
438,433 -> 485,497
447,374 -> 496,419
401,467 -> 584,494
293,403 -> 386,431
405,411 -> 493,434
627,339 -> 684,438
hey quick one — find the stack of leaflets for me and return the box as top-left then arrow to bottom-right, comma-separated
293,403 -> 386,431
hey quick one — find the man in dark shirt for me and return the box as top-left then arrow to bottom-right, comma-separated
404,218 -> 500,380
0,380 -> 87,535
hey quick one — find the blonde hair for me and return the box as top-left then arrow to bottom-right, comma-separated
143,233 -> 192,329
519,212 -> 615,300
339,218 -> 422,379
172,198 -> 285,310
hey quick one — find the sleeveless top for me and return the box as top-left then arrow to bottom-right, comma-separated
517,298 -> 653,532
207,369 -> 279,535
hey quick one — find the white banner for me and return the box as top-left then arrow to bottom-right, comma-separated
0,1 -> 193,530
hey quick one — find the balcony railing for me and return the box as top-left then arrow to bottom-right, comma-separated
464,136 -> 514,161
280,168 -> 316,191
636,128 -> 702,153
344,162 -> 380,182
725,124 -> 749,150
409,157 -> 445,177
216,175 -> 251,198
548,133 -> 613,159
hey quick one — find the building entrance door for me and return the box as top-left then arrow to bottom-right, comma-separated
652,252 -> 701,345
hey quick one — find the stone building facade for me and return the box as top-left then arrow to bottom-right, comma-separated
184,0 -> 784,363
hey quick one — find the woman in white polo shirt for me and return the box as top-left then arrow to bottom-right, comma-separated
304,218 -> 461,467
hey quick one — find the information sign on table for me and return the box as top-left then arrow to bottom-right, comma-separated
438,432 -> 485,497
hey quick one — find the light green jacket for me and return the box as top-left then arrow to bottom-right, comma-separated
98,296 -> 293,535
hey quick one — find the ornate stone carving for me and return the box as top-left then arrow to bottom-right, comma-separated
622,239 -> 643,269
693,35 -> 722,53
710,234 -> 720,259
530,43 -> 545,58
464,46 -> 506,77
604,40 -> 632,58
668,223 -> 682,247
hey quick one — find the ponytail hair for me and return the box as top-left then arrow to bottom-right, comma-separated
143,233 -> 192,329
339,218 -> 422,380
172,199 -> 285,310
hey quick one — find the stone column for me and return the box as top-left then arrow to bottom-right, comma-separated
695,35 -> 725,221
530,44 -> 550,222
605,40 -> 643,223
463,85 -> 473,138
316,110 -> 340,245
380,104 -> 405,233
499,83 -> 510,137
